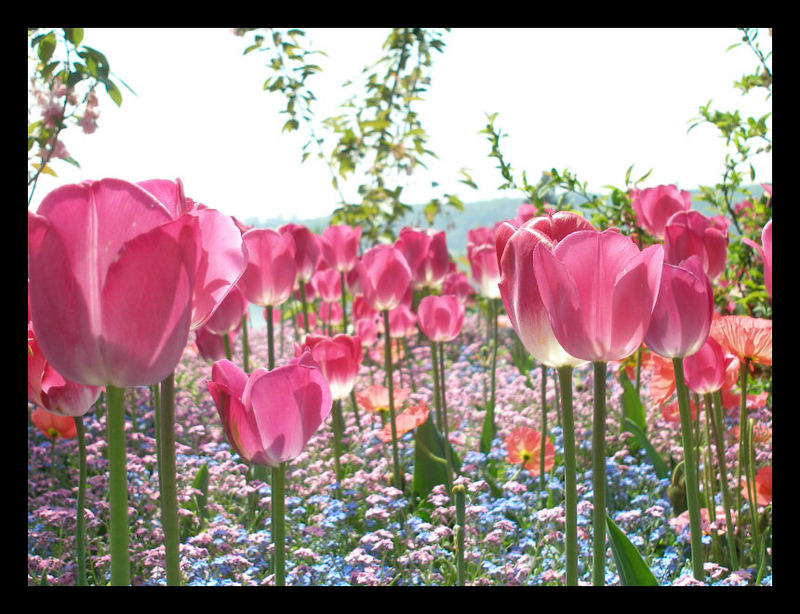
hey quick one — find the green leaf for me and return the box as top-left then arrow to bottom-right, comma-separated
412,413 -> 461,509
621,417 -> 668,480
606,514 -> 659,586
618,370 -> 646,432
105,80 -> 122,107
191,462 -> 210,519
37,32 -> 57,64
65,28 -> 84,46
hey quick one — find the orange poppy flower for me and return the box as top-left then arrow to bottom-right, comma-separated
355,385 -> 410,414
31,406 -> 77,440
504,426 -> 556,476
376,401 -> 430,442
710,315 -> 772,366
741,465 -> 772,507
659,397 -> 697,423
648,352 -> 676,406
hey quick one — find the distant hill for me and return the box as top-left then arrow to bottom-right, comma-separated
245,184 -> 767,259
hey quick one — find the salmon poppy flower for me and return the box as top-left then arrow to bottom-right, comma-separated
660,397 -> 698,423
504,426 -> 555,476
710,315 -> 772,366
31,406 -> 78,440
376,401 -> 430,443
648,352 -> 676,406
741,465 -> 772,507
355,385 -> 410,414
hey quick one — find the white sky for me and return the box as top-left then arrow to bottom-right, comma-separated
28,27 -> 772,223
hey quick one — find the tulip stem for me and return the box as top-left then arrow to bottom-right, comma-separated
591,361 -> 607,586
241,313 -> 250,373
709,390 -> 738,570
350,389 -> 362,432
299,281 -> 310,334
540,363 -> 548,494
340,271 -> 349,334
453,484 -> 466,586
223,332 -> 232,362
430,341 -> 443,430
266,305 -> 275,370
158,372 -> 182,586
736,357 -> 750,563
383,309 -> 404,492
74,414 -> 87,586
105,385 -> 130,586
332,399 -> 344,483
438,341 -> 456,483
272,462 -> 286,586
480,298 -> 499,454
672,357 -> 705,581
557,365 -> 578,586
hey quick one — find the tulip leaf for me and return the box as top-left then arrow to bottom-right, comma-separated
606,514 -> 660,586
621,417 -> 669,480
618,370 -> 646,433
413,414 -> 460,517
191,462 -> 210,521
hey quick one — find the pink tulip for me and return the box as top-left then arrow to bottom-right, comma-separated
202,284 -> 248,336
296,334 -> 363,400
663,210 -> 729,281
743,219 -> 772,300
355,317 -> 378,345
417,294 -> 465,343
683,336 -> 727,395
395,227 -> 450,290
533,230 -> 664,362
137,178 -> 249,331
645,255 -> 713,359
311,268 -> 342,303
320,224 -> 361,273
239,228 -> 297,307
28,321 -> 102,417
386,303 -> 417,339
498,211 -> 596,367
280,223 -> 320,283
466,227 -> 494,256
28,178 -> 198,387
631,184 -> 692,240
207,352 -> 332,466
357,244 -> 411,312
318,301 -> 343,326
195,325 -> 235,362
469,243 -> 502,299
442,271 -> 474,304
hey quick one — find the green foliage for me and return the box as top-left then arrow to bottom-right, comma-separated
28,28 -> 133,205
606,514 -> 660,586
236,28 -> 469,244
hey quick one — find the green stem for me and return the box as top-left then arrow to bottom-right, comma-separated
159,372 -> 181,585
266,305 -> 275,370
223,332 -> 232,362
557,365 -> 578,586
480,299 -> 498,454
709,390 -> 739,569
591,361 -> 607,586
634,345 -> 643,398
349,389 -> 362,432
105,385 -> 130,586
299,281 -> 310,334
672,357 -> 705,581
74,415 -> 87,586
50,436 -> 56,490
736,357 -> 750,561
271,462 -> 286,586
745,418 -> 761,567
701,395 -> 720,562
540,363 -> 548,494
453,484 -> 466,586
438,341 -> 456,484
340,271 -> 349,334
383,309 -> 403,492
241,313 -> 250,372
430,341 -> 443,429
332,399 -> 344,482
